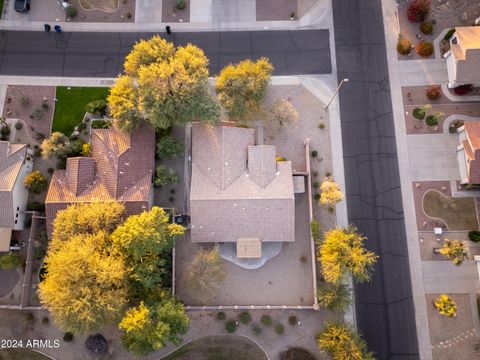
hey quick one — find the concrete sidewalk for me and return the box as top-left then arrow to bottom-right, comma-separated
422,261 -> 480,294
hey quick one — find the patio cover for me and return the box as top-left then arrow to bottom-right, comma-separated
0,228 -> 12,252
236,238 -> 262,258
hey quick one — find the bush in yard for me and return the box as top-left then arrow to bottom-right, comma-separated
154,165 -> 180,187
216,312 -> 226,321
412,107 -> 426,119
425,115 -> 438,127
63,332 -> 74,342
15,122 -> 23,130
81,143 -> 91,157
156,136 -> 184,159
239,312 -> 252,324
0,125 -> 10,136
66,6 -> 78,18
27,202 -> 46,212
318,282 -> 352,312
261,315 -> 272,326
0,252 -> 22,270
24,171 -> 48,194
85,99 -> 107,116
420,22 -> 433,35
311,219 -> 321,242
270,98 -> 300,129
434,294 -> 456,317
397,38 -> 412,55
443,28 -> 456,41
426,86 -> 441,100
288,315 -> 297,325
319,178 -> 343,205
439,239 -> 467,265
226,320 -> 237,333
407,0 -> 431,22
454,84 -> 473,96
276,157 -> 287,162
175,0 -> 185,10
275,323 -> 285,335
252,324 -> 262,335
416,41 -> 434,57
469,231 -> 480,242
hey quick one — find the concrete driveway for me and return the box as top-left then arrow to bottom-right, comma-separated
3,0 -> 65,22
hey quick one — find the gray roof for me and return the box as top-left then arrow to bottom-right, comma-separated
190,123 -> 295,243
0,141 -> 27,228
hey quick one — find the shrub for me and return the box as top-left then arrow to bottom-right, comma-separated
426,86 -> 441,100
434,294 -> 456,317
420,22 -> 433,35
275,323 -> 285,334
407,0 -> 431,22
314,193 -> 320,201
175,0 -> 185,10
81,143 -> 91,157
66,6 -> 78,18
276,156 -> 287,162
154,165 -> 180,187
397,38 -> 412,55
312,170 -> 319,177
412,107 -> 426,120
25,312 -> 35,322
251,324 -> 262,335
439,239 -> 467,265
318,283 -> 352,312
47,167 -> 54,174
0,253 -> 22,270
311,219 -> 321,242
91,120 -> 110,129
311,150 -> 318,157
261,315 -> 272,326
226,320 -> 237,333
156,136 -> 184,159
86,99 -> 107,115
77,122 -> 87,131
41,102 -> 49,111
313,181 -> 320,188
0,125 -> 10,136
454,84 -> 473,96
24,171 -> 48,194
27,202 -> 45,212
42,316 -> 49,324
216,312 -> 226,320
239,312 -> 252,324
469,231 -> 480,243
425,115 -> 438,127
416,41 -> 434,57
444,28 -> 456,41
270,99 -> 299,128
14,122 -> 23,130
288,315 -> 298,325
63,332 -> 74,342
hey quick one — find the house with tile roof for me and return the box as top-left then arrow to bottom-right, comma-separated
0,141 -> 33,252
457,121 -> 480,184
189,123 -> 295,259
45,122 -> 155,237
444,26 -> 480,88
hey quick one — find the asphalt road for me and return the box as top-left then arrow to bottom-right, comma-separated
0,30 -> 331,77
332,1 -> 420,359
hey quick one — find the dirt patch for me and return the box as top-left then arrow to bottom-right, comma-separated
2,85 -> 55,142
423,189 -> 478,231
72,0 -> 134,22
412,180 -> 451,230
162,0 -> 190,23
256,0 -> 297,21
427,293 -> 478,360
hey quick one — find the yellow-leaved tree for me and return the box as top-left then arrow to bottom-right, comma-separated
319,178 -> 343,205
215,57 -> 273,120
318,226 -> 378,284
108,36 -> 219,132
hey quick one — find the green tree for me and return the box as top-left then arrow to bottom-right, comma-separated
439,239 -> 467,265
155,165 -> 180,187
50,202 -> 125,248
156,136 -> 184,159
119,299 -> 189,356
318,226 -> 378,284
0,252 -> 22,270
183,248 -> 226,295
215,57 -> 273,120
24,170 -> 48,194
317,282 -> 352,312
108,36 -> 219,131
318,322 -> 375,360
41,132 -> 84,160
38,232 -> 128,334
111,207 -> 185,296
311,219 -> 321,242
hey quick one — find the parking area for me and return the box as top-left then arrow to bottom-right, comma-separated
174,192 -> 315,306
3,0 -> 66,22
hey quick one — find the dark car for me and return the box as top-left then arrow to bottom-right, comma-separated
14,0 -> 30,13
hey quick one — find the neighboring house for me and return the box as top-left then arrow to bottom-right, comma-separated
456,121 -> 480,184
45,122 -> 155,237
444,26 -> 480,88
190,123 -> 295,259
0,141 -> 33,252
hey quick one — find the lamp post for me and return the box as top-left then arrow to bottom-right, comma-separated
323,78 -> 349,110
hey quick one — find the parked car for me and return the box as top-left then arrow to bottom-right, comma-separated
14,0 -> 30,13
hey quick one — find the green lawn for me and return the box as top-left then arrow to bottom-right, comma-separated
0,349 -> 51,360
52,86 -> 110,135
161,335 -> 267,360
